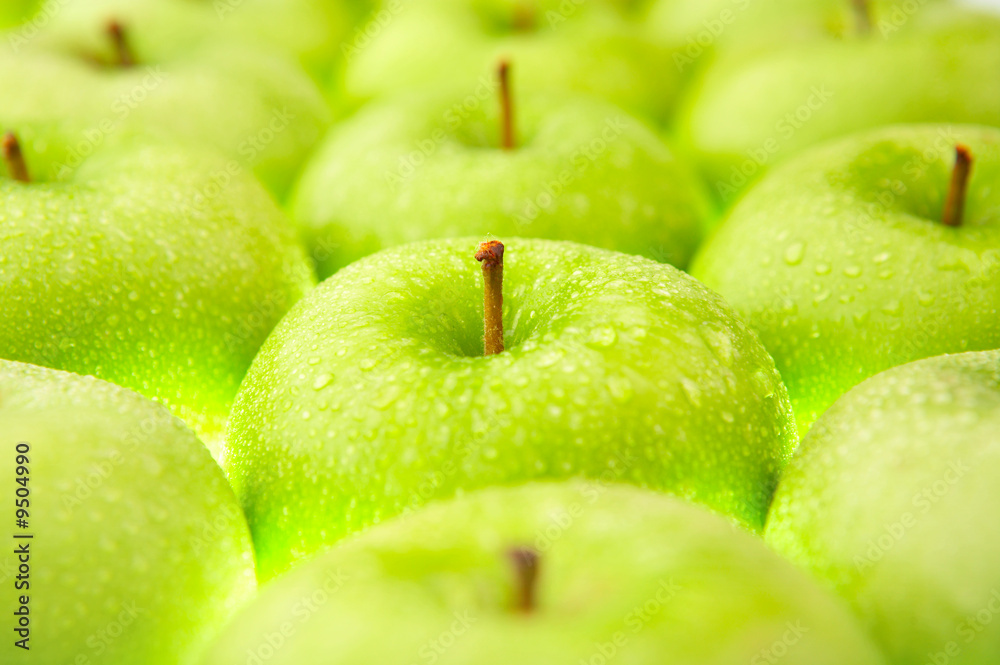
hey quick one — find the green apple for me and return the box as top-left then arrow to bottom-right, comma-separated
336,0 -> 684,121
691,124 -> 1000,433
3,9 -> 330,198
677,4 -> 1000,202
0,0 -> 37,30
201,482 -> 885,665
28,0 -> 354,84
766,350 -> 1000,665
226,237 -> 797,580
0,135 -> 315,457
290,85 -> 713,279
644,0 -> 949,74
0,359 -> 256,664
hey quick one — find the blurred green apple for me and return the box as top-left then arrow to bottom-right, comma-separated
3,10 -> 330,198
0,360 -> 256,664
226,237 -> 796,580
201,482 -> 885,665
336,0 -> 684,121
0,0 -> 37,30
0,136 -> 315,456
27,0 -> 354,84
291,84 -> 712,279
644,0 -> 949,74
678,4 -> 1000,201
766,350 -> 1000,665
691,124 -> 1000,432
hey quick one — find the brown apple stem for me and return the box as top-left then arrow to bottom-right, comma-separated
475,240 -> 505,356
511,4 -> 535,31
498,60 -> 515,150
2,132 -> 30,183
108,21 -> 135,67
507,546 -> 540,613
943,145 -> 973,227
852,0 -> 871,34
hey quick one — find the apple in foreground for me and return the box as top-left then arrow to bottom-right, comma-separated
691,124 -> 1000,433
2,15 -> 330,198
225,237 -> 797,580
291,70 -> 712,279
200,482 -> 885,665
678,4 -> 1000,201
0,135 -> 315,456
0,360 -> 256,664
766,349 -> 1000,665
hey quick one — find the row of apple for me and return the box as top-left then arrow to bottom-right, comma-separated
0,0 -> 998,664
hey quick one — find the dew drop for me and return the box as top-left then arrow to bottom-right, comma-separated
783,242 -> 805,265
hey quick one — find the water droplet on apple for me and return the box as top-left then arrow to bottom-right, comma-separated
843,265 -> 862,278
313,373 -> 333,390
680,378 -> 702,407
535,348 -> 564,368
882,300 -> 901,316
873,251 -> 891,264
783,242 -> 805,265
814,263 -> 831,276
359,358 -> 377,371
373,385 -> 400,410
607,376 -> 633,404
587,325 -> 617,347
699,324 -> 734,366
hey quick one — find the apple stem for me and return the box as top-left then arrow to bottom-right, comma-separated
108,20 -> 135,67
2,132 -> 30,183
507,546 -> 539,613
943,145 -> 973,227
475,240 -> 505,356
852,0 -> 871,34
498,60 -> 515,150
